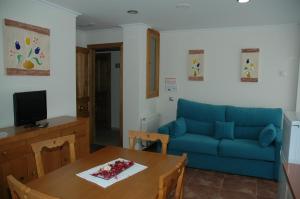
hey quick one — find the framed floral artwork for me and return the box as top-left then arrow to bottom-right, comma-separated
4,19 -> 50,76
188,49 -> 204,81
241,48 -> 259,82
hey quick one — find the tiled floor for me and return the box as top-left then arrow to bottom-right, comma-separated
94,127 -> 120,146
184,168 -> 278,199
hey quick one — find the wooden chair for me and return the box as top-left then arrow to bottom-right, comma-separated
7,175 -> 59,199
157,153 -> 187,199
128,130 -> 169,155
31,135 -> 76,178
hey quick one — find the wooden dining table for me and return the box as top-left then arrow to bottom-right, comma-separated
27,146 -> 183,199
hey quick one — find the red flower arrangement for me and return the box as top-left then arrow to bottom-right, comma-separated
91,160 -> 134,180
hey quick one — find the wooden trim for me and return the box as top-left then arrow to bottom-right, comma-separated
76,47 -> 89,53
189,49 -> 204,54
120,45 -> 124,147
4,18 -> 50,35
6,68 -> 50,76
241,77 -> 258,82
242,48 -> 260,53
188,76 -> 204,81
87,42 -> 123,147
146,28 -> 160,99
87,42 -> 123,49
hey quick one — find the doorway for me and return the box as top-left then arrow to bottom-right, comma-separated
88,43 -> 123,147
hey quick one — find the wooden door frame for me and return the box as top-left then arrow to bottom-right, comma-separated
88,42 -> 123,147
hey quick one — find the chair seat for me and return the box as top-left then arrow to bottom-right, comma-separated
219,139 -> 275,161
168,133 -> 219,155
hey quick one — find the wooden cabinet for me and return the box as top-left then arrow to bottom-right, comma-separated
0,116 -> 89,199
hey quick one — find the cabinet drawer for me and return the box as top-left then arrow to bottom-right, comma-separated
0,141 -> 29,163
61,124 -> 86,137
27,131 -> 61,146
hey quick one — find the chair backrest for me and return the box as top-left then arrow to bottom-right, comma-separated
128,130 -> 169,155
31,134 -> 76,178
7,175 -> 59,199
157,153 -> 187,199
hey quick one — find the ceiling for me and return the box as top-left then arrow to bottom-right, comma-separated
46,0 -> 300,31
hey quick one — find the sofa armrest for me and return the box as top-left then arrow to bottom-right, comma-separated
274,128 -> 282,180
275,129 -> 282,147
158,121 -> 174,135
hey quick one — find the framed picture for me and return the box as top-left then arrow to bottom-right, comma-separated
241,48 -> 259,82
188,49 -> 204,81
4,19 -> 50,76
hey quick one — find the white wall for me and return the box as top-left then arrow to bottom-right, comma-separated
111,51 -> 120,128
76,28 -> 123,47
122,23 -> 159,147
158,24 -> 300,124
296,59 -> 300,112
0,0 -> 77,127
76,29 -> 87,47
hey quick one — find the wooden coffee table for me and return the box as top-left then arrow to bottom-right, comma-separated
27,146 -> 183,199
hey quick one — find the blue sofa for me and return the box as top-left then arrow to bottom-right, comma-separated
158,99 -> 283,180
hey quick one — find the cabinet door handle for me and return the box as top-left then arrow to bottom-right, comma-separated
19,176 -> 25,181
2,151 -> 7,156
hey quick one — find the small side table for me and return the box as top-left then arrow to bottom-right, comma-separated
283,163 -> 300,199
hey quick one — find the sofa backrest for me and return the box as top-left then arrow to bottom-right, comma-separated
226,106 -> 283,139
177,99 -> 226,136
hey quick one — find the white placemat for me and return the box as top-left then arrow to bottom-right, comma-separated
76,158 -> 147,188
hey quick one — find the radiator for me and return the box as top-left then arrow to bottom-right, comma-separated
140,113 -> 160,132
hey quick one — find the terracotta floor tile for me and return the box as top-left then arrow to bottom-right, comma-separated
222,175 -> 257,195
184,184 -> 221,199
219,190 -> 256,199
257,179 -> 277,198
184,167 -> 278,199
223,173 -> 258,183
188,169 -> 224,189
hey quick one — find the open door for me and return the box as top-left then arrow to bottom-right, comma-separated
88,43 -> 123,147
76,47 -> 89,117
76,47 -> 95,146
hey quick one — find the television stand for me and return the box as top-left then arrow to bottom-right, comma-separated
24,121 -> 49,128
0,116 -> 90,199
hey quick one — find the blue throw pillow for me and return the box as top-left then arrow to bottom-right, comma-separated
214,121 -> 235,140
259,124 -> 276,147
171,117 -> 187,138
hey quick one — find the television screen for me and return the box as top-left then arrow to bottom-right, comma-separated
13,90 -> 47,126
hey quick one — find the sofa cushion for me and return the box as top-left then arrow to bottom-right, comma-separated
215,121 -> 234,140
259,124 -> 276,147
168,133 -> 219,155
226,106 -> 282,128
219,139 -> 275,161
185,119 -> 214,136
171,117 -> 187,138
177,99 -> 226,123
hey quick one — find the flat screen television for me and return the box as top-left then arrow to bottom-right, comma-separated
13,90 -> 47,127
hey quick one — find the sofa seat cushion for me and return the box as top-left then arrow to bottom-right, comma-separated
219,139 -> 275,161
168,133 -> 219,155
